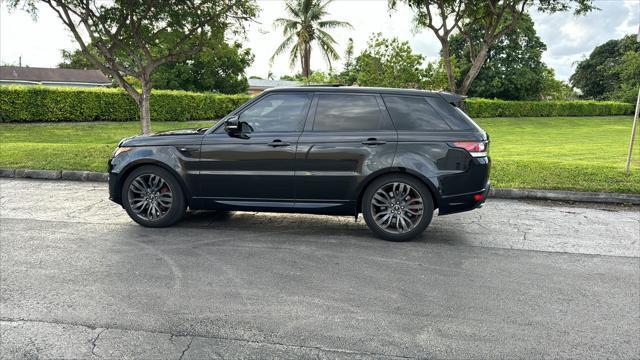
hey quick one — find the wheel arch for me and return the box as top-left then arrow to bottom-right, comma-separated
355,168 -> 440,214
117,160 -> 191,203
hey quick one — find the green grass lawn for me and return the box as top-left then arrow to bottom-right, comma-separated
1,116 -> 639,193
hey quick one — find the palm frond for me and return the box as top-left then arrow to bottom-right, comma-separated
289,42 -> 301,69
316,28 -> 338,46
272,0 -> 349,74
270,34 -> 296,63
307,2 -> 326,21
317,40 -> 338,71
273,18 -> 300,35
318,20 -> 352,30
284,0 -> 301,19
316,29 -> 340,70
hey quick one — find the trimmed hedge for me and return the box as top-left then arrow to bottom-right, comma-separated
0,85 -> 251,122
465,98 -> 634,118
0,85 -> 634,122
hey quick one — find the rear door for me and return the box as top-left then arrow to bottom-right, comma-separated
294,92 -> 397,211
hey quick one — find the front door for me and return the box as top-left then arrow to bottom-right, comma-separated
195,92 -> 312,207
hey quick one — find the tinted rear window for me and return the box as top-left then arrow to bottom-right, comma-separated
383,95 -> 473,131
425,97 -> 473,130
382,95 -> 451,131
314,94 -> 388,131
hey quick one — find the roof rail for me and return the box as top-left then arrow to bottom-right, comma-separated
301,84 -> 343,87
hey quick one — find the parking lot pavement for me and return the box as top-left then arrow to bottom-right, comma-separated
1,179 -> 639,359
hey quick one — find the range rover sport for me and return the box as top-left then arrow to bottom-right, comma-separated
108,86 -> 490,241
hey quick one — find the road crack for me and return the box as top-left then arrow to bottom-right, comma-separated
90,328 -> 106,356
1,317 -> 414,359
178,337 -> 193,360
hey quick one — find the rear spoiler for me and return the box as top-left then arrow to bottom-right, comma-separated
437,92 -> 466,106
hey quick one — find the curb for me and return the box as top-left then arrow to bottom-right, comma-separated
1,168 -> 638,205
489,188 -> 640,205
0,168 -> 108,182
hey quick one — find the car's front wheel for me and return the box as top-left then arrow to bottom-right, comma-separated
122,165 -> 186,227
362,174 -> 434,242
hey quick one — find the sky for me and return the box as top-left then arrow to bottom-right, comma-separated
0,0 -> 637,82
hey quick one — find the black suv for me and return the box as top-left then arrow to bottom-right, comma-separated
109,87 -> 490,241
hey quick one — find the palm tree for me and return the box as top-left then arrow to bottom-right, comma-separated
271,0 -> 352,79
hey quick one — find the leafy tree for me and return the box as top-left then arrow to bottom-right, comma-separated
423,57 -> 460,91
448,14 -> 547,100
355,33 -> 428,89
570,35 -> 640,102
279,74 -> 301,81
304,70 -> 339,84
337,37 -> 358,85
58,39 -> 254,94
58,48 -> 94,69
540,68 -> 576,100
390,0 -> 595,95
270,0 -> 352,79
11,0 -> 258,134
151,40 -> 253,94
607,50 -> 640,104
277,71 -> 335,84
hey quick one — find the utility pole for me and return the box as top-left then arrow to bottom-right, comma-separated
625,87 -> 639,175
18,56 -> 22,67
626,27 -> 640,175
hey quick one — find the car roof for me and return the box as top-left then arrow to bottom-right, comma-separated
264,86 -> 465,104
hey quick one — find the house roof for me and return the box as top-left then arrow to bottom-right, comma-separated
0,66 -> 111,84
248,79 -> 300,89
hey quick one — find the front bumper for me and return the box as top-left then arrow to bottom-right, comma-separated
107,158 -> 122,205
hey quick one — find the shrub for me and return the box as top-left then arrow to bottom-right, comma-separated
0,85 -> 251,122
0,85 -> 634,122
465,98 -> 634,118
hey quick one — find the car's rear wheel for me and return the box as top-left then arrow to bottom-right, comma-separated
122,165 -> 186,227
362,174 -> 434,242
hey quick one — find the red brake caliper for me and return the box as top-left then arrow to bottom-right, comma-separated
159,186 -> 170,209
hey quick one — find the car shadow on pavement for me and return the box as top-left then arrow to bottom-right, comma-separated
161,209 -> 472,247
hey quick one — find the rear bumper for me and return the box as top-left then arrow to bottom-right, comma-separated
438,182 -> 490,215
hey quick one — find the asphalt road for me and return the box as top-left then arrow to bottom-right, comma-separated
1,178 -> 639,359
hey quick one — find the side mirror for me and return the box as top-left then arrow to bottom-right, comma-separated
224,115 -> 240,133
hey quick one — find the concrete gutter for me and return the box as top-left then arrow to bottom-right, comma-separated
1,168 -> 639,205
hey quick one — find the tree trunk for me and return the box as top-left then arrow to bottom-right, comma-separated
139,80 -> 152,135
459,42 -> 491,96
440,39 -> 457,94
302,42 -> 311,79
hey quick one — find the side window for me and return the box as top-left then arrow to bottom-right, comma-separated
313,94 -> 387,131
425,97 -> 473,130
238,93 -> 311,132
382,95 -> 451,131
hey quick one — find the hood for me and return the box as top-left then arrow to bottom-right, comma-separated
151,128 -> 207,136
119,127 -> 207,147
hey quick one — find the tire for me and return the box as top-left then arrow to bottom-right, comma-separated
362,174 -> 434,242
121,165 -> 187,227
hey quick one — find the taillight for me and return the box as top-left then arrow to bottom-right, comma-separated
452,141 -> 488,158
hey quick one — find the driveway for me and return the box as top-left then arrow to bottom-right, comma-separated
1,179 -> 639,359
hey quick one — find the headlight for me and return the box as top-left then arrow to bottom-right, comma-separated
112,147 -> 132,157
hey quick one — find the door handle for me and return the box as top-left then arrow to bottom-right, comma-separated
362,138 -> 387,146
268,139 -> 291,147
